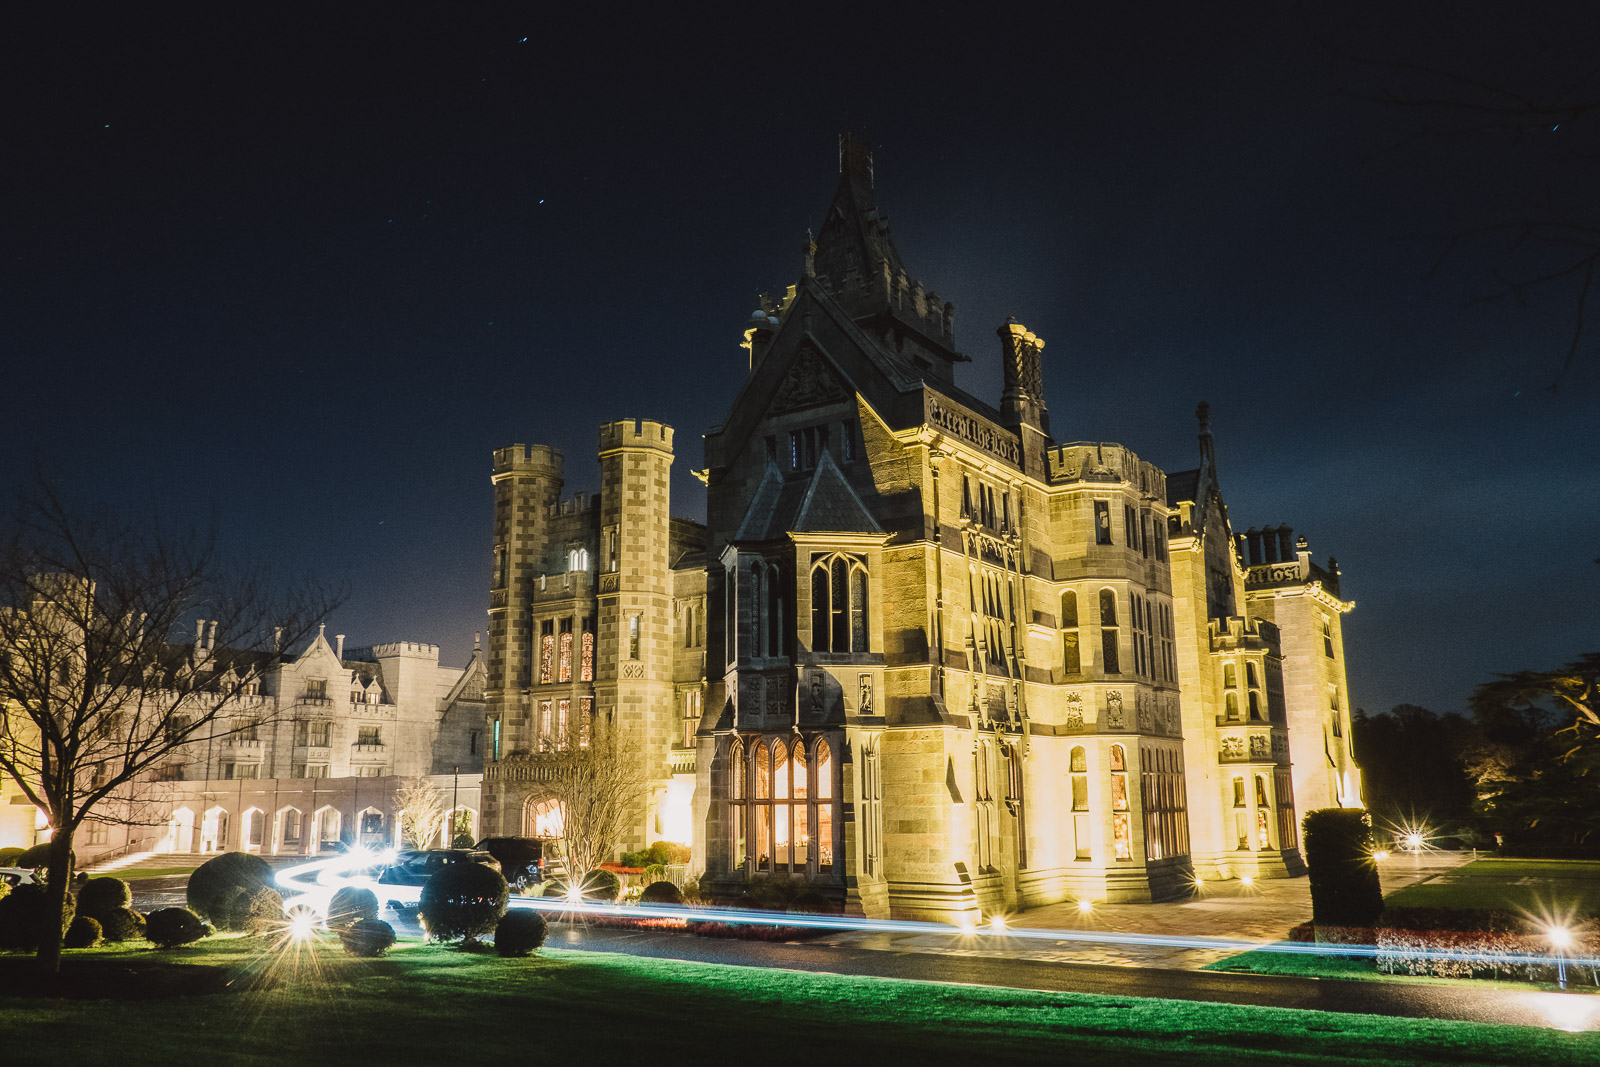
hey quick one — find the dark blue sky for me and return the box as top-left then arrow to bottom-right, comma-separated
6,4 -> 1596,718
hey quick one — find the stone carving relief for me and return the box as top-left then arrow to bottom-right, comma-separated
1249,734 -> 1270,759
1136,691 -> 1152,733
621,662 -> 645,679
771,346 -> 848,413
858,673 -> 874,714
1222,736 -> 1244,759
1105,690 -> 1124,730
1271,734 -> 1288,761
1064,691 -> 1083,728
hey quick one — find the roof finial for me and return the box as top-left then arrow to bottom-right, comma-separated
1196,401 -> 1211,435
803,230 -> 816,278
474,631 -> 481,651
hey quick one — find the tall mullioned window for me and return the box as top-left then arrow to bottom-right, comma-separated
539,620 -> 554,684
558,619 -> 573,682
1070,745 -> 1090,860
1099,589 -> 1120,675
1094,500 -> 1112,545
581,617 -> 595,681
1140,745 -> 1188,862
628,615 -> 641,660
810,553 -> 868,654
1061,590 -> 1080,675
1110,743 -> 1131,861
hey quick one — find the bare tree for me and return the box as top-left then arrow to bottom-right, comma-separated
536,719 -> 647,897
0,481 -> 335,973
395,776 -> 447,850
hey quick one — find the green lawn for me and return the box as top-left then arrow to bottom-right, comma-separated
1206,858 -> 1600,985
0,935 -> 1597,1065
1385,859 -> 1600,917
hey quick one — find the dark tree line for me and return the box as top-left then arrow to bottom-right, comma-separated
1354,653 -> 1600,856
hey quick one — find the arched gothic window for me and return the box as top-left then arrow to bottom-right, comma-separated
810,553 -> 869,654
1061,590 -> 1080,674
1099,589 -> 1120,675
766,563 -> 783,657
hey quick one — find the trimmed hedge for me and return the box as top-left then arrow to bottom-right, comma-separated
98,907 -> 146,943
187,852 -> 274,929
581,869 -> 620,902
0,883 -> 75,951
418,862 -> 508,944
328,886 -> 380,928
638,880 -> 682,906
338,918 -> 396,957
145,907 -> 209,948
64,915 -> 104,949
1303,807 -> 1383,928
232,886 -> 285,935
494,910 -> 548,957
77,876 -> 132,919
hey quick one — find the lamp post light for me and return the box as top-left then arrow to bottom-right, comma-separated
1548,926 -> 1572,990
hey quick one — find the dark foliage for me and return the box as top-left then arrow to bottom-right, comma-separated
0,883 -> 74,951
1351,706 -> 1478,829
1379,905 -> 1529,934
76,877 -> 132,920
787,891 -> 840,915
580,869 -> 620,902
0,847 -> 24,867
1303,808 -> 1384,928
338,918 -> 396,957
97,907 -> 146,943
620,841 -> 690,868
186,852 -> 273,928
494,910 -> 548,957
63,916 -> 103,949
541,881 -> 568,897
418,861 -> 508,943
15,843 -> 72,874
327,887 -> 379,928
144,907 -> 208,948
638,880 -> 682,905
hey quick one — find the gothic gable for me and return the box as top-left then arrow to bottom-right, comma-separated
771,344 -> 849,414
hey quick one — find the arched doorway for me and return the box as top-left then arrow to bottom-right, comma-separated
448,807 -> 478,847
276,807 -> 304,855
201,806 -> 229,853
522,796 -> 563,838
242,807 -> 265,851
312,806 -> 341,855
167,807 -> 196,853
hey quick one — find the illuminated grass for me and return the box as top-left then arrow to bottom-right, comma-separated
0,938 -> 1597,1065
1385,859 -> 1600,914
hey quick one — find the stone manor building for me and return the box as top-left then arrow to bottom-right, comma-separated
482,137 -> 1363,918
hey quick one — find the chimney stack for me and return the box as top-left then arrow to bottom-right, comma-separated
335,634 -> 345,660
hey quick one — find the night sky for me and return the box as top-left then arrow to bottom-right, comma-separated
7,4 -> 1596,721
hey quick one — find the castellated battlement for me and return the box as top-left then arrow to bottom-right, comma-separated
492,443 -> 565,476
366,641 -> 439,657
598,418 -> 674,454
1046,442 -> 1167,500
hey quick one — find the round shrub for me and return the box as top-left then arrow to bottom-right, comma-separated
0,847 -> 24,867
16,842 -> 71,872
64,915 -> 103,949
418,862 -> 508,944
0,883 -> 75,951
494,910 -> 548,957
187,851 -> 274,929
77,876 -> 132,919
145,907 -> 208,948
541,881 -> 569,898
581,869 -> 620,902
327,886 -> 379,928
98,907 -> 146,943
232,886 -> 285,936
638,880 -> 682,906
338,918 -> 396,958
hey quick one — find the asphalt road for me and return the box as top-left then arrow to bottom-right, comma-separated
544,922 -> 1596,1031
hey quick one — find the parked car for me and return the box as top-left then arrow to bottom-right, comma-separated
375,849 -> 501,887
474,837 -> 544,889
0,867 -> 39,889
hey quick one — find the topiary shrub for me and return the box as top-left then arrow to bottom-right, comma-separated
541,881 -> 569,898
0,883 -> 74,951
580,869 -> 620,902
98,907 -> 146,943
338,918 -> 396,957
327,886 -> 380,929
145,907 -> 208,948
1303,807 -> 1384,929
64,915 -> 103,949
418,862 -> 508,945
494,909 -> 548,957
233,887 -> 285,936
15,842 -> 72,873
77,877 -> 132,921
0,847 -> 25,867
187,851 -> 274,929
638,880 -> 682,906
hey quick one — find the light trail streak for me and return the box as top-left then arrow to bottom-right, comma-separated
275,854 -> 1600,972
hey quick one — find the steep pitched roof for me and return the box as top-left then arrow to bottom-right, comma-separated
792,451 -> 883,534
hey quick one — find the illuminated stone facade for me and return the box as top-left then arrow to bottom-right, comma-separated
480,424 -> 707,849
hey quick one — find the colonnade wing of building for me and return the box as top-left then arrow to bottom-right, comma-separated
480,136 -> 1364,920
